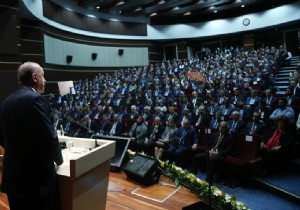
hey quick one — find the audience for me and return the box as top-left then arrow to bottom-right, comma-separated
49,45 -> 299,179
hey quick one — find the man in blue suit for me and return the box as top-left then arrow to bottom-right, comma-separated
165,119 -> 198,168
0,62 -> 63,210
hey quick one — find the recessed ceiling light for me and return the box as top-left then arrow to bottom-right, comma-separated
149,13 -> 157,17
116,1 -> 125,6
158,0 -> 166,4
214,10 -> 218,13
119,11 -> 122,14
96,6 -> 100,9
183,12 -> 191,16
241,5 -> 245,8
172,6 -> 180,10
197,0 -> 205,3
134,7 -> 142,12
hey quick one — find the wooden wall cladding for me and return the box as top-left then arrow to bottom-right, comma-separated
43,0 -> 147,36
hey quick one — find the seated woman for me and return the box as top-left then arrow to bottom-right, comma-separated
128,115 -> 148,152
260,115 -> 296,176
154,119 -> 178,159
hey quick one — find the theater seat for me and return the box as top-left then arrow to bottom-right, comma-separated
225,133 -> 263,181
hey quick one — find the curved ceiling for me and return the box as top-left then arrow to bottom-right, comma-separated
50,0 -> 297,25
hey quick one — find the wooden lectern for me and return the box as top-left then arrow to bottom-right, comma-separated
58,136 -> 115,210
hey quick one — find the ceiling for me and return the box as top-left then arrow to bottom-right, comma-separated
50,0 -> 297,25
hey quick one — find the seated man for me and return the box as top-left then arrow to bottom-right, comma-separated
270,98 -> 295,122
165,119 -> 198,168
243,112 -> 266,135
190,121 -> 235,183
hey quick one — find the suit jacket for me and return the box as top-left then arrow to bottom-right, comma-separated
107,121 -> 123,136
209,119 -> 222,129
245,96 -> 261,106
232,106 -> 253,119
253,106 -> 272,119
228,119 -> 245,134
243,121 -> 265,135
208,132 -> 235,159
0,86 -> 63,196
173,126 -> 198,147
193,114 -> 211,127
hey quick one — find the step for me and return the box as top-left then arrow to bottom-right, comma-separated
275,81 -> 290,85
276,77 -> 290,81
280,68 -> 296,71
255,177 -> 300,207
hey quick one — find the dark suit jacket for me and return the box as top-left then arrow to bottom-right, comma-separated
243,121 -> 266,135
106,121 -> 123,136
208,132 -> 235,159
228,119 -> 245,134
174,127 -> 198,147
0,86 -> 63,196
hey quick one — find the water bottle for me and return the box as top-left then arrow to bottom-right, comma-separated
60,125 -> 64,136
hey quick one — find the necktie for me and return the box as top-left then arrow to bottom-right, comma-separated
110,123 -> 117,136
212,134 -> 223,151
179,131 -> 186,144
231,122 -> 236,132
250,123 -> 256,135
214,121 -> 218,129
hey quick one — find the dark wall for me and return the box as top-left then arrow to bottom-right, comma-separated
0,2 -> 21,102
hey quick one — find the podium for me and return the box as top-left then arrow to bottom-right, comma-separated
58,136 -> 115,210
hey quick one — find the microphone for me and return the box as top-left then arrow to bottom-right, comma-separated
72,120 -> 98,148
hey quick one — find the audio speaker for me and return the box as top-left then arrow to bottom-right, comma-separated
123,154 -> 161,186
91,53 -> 97,60
66,55 -> 73,63
118,49 -> 124,56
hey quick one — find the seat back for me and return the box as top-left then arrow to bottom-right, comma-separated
234,133 -> 261,161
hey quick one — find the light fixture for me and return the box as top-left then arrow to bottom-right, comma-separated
197,0 -> 205,3
149,13 -> 157,17
241,4 -> 245,8
116,1 -> 125,6
214,10 -> 218,13
134,7 -> 142,12
158,0 -> 166,4
183,12 -> 191,16
96,6 -> 100,9
172,6 -> 180,10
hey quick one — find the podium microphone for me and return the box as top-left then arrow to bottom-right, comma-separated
72,120 -> 98,148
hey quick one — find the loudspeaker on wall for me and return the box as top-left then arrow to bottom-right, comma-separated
118,49 -> 124,56
66,55 -> 73,63
91,53 -> 97,60
123,154 -> 161,186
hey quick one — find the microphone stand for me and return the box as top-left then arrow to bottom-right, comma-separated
72,120 -> 98,148
206,129 -> 212,208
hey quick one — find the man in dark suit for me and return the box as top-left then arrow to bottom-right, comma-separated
0,62 -> 63,210
190,121 -> 235,183
107,114 -> 123,136
243,112 -> 266,135
165,119 -> 198,168
228,111 -> 245,134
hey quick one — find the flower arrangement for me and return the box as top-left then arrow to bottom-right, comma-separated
127,150 -> 249,210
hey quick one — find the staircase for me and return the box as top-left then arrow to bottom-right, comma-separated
275,56 -> 299,95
